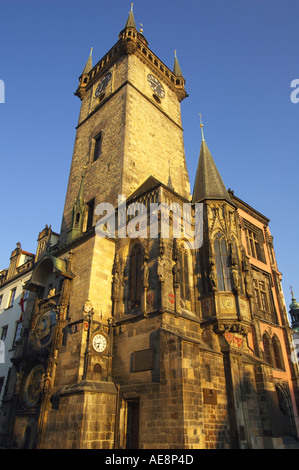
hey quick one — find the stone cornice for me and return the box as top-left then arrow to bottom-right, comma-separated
76,29 -> 187,102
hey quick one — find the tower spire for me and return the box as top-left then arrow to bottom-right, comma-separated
192,125 -> 232,205
82,48 -> 93,75
173,50 -> 183,77
125,3 -> 137,29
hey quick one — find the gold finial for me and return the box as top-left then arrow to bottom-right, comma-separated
291,285 -> 294,298
199,113 -> 205,141
130,3 -> 133,11
140,23 -> 143,34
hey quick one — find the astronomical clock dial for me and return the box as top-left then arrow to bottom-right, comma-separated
31,310 -> 56,350
21,364 -> 45,409
147,74 -> 165,98
94,72 -> 112,97
92,333 -> 108,353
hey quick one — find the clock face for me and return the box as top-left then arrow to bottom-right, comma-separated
35,313 -> 51,340
92,333 -> 107,353
147,74 -> 165,98
32,310 -> 56,350
95,72 -> 112,97
21,364 -> 45,409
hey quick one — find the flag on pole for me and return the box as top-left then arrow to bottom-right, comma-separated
19,290 -> 25,322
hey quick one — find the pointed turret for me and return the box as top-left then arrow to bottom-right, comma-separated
192,122 -> 232,204
82,48 -> 93,75
173,50 -> 183,77
67,168 -> 86,243
75,48 -> 93,100
125,3 -> 137,29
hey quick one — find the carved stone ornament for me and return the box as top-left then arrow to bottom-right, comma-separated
213,321 -> 250,336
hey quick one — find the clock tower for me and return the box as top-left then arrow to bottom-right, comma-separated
4,3 -> 298,451
5,6 -> 192,450
60,4 -> 190,245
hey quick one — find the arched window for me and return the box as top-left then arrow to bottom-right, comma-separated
262,333 -> 273,365
179,248 -> 191,301
214,232 -> 232,291
272,335 -> 285,370
129,244 -> 142,308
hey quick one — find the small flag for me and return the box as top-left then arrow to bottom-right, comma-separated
18,290 -> 25,322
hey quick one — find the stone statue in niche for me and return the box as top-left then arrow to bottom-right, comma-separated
142,261 -> 149,289
172,260 -> 181,288
209,262 -> 217,291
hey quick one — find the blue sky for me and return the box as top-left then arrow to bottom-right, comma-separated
0,0 -> 298,310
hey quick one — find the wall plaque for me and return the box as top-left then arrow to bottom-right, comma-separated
132,349 -> 154,372
203,388 -> 217,405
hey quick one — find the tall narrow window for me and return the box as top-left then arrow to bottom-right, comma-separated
214,232 -> 232,291
86,199 -> 95,230
7,287 -> 16,308
129,244 -> 142,308
272,335 -> 285,370
93,133 -> 102,162
1,326 -> 8,341
179,249 -> 190,301
254,279 -> 270,312
244,224 -> 265,262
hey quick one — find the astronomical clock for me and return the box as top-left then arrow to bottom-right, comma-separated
30,305 -> 58,351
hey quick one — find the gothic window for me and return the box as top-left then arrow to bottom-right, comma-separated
214,232 -> 232,291
272,335 -> 285,370
129,244 -> 142,308
262,333 -> 285,370
244,223 -> 265,263
179,248 -> 190,301
253,271 -> 277,323
254,279 -> 269,311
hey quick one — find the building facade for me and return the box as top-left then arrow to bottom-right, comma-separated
0,244 -> 35,402
0,7 -> 298,449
